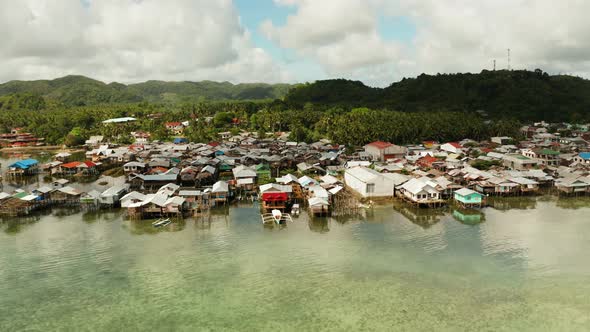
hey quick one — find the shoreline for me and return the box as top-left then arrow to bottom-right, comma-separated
1,193 -> 589,222
0,146 -> 86,155
0,145 -> 64,152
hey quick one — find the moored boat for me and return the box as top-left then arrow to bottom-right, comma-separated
291,204 -> 300,216
261,211 -> 293,225
152,218 -> 171,228
272,209 -> 282,224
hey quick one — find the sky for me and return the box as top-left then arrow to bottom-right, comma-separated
1,0 -> 590,87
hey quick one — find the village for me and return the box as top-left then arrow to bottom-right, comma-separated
1,119 -> 590,223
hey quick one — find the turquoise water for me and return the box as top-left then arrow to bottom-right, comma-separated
1,198 -> 590,331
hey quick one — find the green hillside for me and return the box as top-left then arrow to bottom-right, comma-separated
0,75 -> 293,106
284,70 -> 590,122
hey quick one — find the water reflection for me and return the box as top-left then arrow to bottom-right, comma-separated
308,218 -> 330,233
452,209 -> 485,225
487,196 -> 537,210
1,217 -> 41,234
392,202 -> 445,228
122,218 -> 187,235
51,207 -> 82,217
555,196 -> 590,209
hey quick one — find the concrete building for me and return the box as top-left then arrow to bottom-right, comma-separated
364,141 -> 407,162
344,167 -> 396,198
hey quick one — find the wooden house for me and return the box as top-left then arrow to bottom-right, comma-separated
50,186 -> 82,206
364,141 -> 407,161
123,161 -> 146,174
54,152 -> 72,162
6,159 -> 39,177
180,166 -> 199,185
453,188 -> 485,208
308,197 -> 330,216
211,181 -> 230,206
164,196 -> 187,215
399,178 -> 444,206
197,165 -> 217,186
99,184 -> 130,207
555,177 -> 590,195
129,173 -> 178,191
260,183 -> 292,212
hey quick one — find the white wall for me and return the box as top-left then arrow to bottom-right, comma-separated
344,169 -> 394,198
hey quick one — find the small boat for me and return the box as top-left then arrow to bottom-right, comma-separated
261,210 -> 293,225
272,209 -> 282,224
152,218 -> 171,228
291,204 -> 300,216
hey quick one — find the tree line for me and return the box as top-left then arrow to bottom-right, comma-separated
0,98 -> 521,147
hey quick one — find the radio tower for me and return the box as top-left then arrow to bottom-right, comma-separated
507,48 -> 511,70
493,59 -> 496,71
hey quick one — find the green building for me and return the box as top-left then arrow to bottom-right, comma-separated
453,188 -> 484,207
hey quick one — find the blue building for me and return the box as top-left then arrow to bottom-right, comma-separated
575,152 -> 590,165
8,159 -> 39,176
453,188 -> 485,207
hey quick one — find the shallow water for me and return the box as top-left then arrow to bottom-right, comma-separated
1,198 -> 590,331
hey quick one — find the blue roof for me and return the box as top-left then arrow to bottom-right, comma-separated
173,138 -> 188,144
9,159 -> 39,169
579,152 -> 590,160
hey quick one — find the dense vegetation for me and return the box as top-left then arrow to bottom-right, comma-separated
285,70 -> 590,122
3,69 -> 589,147
0,75 -> 292,106
0,99 -> 520,147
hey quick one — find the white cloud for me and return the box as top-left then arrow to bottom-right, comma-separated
4,1 -> 590,86
0,0 -> 291,83
262,0 -> 590,86
261,0 -> 401,86
401,0 -> 590,77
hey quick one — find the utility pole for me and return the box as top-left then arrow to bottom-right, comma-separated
507,48 -> 511,70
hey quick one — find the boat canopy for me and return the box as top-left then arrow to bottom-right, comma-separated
262,192 -> 288,202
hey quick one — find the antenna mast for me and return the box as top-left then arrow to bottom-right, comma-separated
507,48 -> 511,70
493,59 -> 496,71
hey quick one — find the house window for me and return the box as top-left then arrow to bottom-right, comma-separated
366,183 -> 375,193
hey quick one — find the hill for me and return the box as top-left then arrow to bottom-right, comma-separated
127,80 -> 291,103
0,75 -> 293,106
284,70 -> 590,122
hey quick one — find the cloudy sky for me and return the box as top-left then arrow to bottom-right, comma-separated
1,0 -> 589,86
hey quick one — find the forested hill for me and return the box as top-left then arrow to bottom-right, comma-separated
0,75 -> 292,106
284,70 -> 590,122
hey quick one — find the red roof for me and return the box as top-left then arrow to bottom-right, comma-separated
262,192 -> 288,202
165,122 -> 182,127
208,141 -> 220,147
366,141 -> 393,149
447,142 -> 463,148
148,166 -> 168,174
62,161 -> 95,168
62,161 -> 82,168
417,155 -> 439,166
133,131 -> 151,138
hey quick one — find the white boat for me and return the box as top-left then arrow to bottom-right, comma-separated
261,211 -> 293,225
291,204 -> 300,216
272,209 -> 282,224
152,218 -> 171,228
